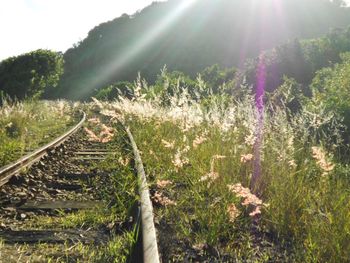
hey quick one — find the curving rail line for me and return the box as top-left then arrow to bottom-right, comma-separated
0,111 -> 160,262
0,112 -> 86,187
125,126 -> 160,263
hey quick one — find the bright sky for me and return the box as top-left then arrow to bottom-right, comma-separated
0,0 -> 164,61
1,0 -> 350,62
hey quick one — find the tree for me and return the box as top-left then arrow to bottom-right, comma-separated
0,50 -> 64,100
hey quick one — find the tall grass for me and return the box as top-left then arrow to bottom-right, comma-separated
92,78 -> 350,261
0,99 -> 79,167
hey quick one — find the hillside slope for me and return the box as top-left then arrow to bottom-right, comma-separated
56,0 -> 350,99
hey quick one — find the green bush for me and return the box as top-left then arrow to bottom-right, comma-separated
310,52 -> 350,133
0,49 -> 64,100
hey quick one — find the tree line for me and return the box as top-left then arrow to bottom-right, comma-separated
0,0 -> 350,103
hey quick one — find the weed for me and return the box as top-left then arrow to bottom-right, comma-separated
89,82 -> 350,262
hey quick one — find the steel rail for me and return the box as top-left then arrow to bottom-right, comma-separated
0,112 -> 86,187
125,126 -> 160,263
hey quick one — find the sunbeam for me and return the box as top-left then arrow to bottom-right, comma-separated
75,0 -> 198,98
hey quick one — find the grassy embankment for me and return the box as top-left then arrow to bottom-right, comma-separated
94,87 -> 350,262
0,100 -> 79,167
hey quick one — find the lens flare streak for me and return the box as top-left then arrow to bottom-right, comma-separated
87,0 -> 198,96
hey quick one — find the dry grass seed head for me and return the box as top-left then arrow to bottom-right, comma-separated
311,146 -> 335,175
227,183 -> 264,218
227,203 -> 240,222
156,179 -> 173,189
161,139 -> 175,149
152,191 -> 176,206
240,154 -> 253,163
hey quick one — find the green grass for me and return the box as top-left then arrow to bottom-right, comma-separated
3,94 -> 349,261
90,91 -> 350,262
64,124 -> 140,262
4,113 -> 140,262
0,99 -> 79,167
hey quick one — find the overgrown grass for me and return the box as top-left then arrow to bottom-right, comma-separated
63,124 -> 140,262
91,85 -> 350,262
6,114 -> 139,262
0,99 -> 79,167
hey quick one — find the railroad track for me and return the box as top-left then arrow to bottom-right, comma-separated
0,112 -> 160,262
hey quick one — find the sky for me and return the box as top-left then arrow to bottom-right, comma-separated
0,0 -> 165,61
1,0 -> 350,62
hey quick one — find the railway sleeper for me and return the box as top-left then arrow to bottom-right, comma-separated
12,200 -> 103,211
55,172 -> 106,180
46,182 -> 83,191
0,229 -> 109,245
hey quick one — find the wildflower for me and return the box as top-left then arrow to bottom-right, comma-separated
156,179 -> 173,189
240,154 -> 253,163
182,145 -> 191,153
84,124 -> 115,143
241,195 -> 263,206
161,139 -> 175,149
227,203 -> 240,222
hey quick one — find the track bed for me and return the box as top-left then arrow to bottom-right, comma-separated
0,117 -> 138,262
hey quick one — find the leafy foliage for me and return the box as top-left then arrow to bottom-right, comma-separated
310,52 -> 350,134
244,27 -> 350,97
95,81 -> 133,100
0,49 -> 63,100
94,65 -> 237,104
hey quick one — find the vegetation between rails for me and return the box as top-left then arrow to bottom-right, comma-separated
10,114 -> 139,262
52,112 -> 139,262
